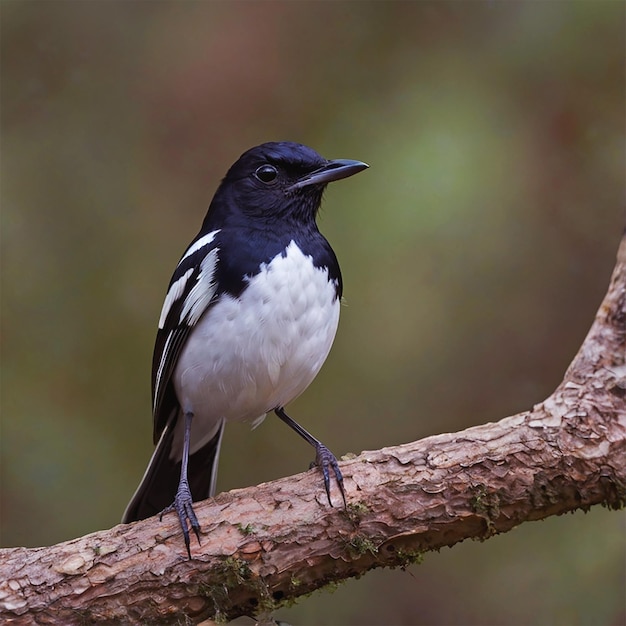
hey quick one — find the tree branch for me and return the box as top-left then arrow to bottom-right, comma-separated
2,234 -> 625,626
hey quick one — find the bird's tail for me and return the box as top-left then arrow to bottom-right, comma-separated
122,416 -> 225,523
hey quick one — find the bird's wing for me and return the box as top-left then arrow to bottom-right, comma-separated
151,229 -> 221,442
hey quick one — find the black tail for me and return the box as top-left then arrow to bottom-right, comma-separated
122,417 -> 225,523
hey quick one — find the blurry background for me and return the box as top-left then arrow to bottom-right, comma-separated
2,2 -> 624,624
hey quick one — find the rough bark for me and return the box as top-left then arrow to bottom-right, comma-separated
1,234 -> 625,626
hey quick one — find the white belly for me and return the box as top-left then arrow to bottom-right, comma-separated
172,241 -> 340,455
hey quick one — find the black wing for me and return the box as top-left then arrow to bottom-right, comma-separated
151,229 -> 222,442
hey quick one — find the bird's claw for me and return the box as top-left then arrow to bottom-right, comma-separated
313,442 -> 346,508
160,479 -> 201,558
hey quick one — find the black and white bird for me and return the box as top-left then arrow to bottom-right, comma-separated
122,141 -> 368,555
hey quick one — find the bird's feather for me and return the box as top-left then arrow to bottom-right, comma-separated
152,230 -> 220,441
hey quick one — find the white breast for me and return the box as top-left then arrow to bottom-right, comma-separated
172,241 -> 340,456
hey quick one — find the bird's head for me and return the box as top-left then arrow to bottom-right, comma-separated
208,142 -> 368,226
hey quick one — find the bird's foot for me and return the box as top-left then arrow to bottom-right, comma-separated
311,442 -> 346,508
160,479 -> 201,558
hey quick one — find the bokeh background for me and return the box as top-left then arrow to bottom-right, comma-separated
2,2 -> 624,625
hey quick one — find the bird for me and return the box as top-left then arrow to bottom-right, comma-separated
122,141 -> 368,556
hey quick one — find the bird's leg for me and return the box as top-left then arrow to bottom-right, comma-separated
274,406 -> 346,507
159,411 -> 201,558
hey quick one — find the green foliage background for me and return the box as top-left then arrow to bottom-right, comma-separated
2,2 -> 624,624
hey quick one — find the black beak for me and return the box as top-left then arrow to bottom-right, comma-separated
290,158 -> 369,190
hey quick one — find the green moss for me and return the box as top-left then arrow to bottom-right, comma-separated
345,500 -> 370,521
347,535 -> 379,557
323,579 -> 343,594
395,547 -> 424,569
219,556 -> 253,588
199,556 -> 274,622
469,484 -> 500,536
236,522 -> 255,535
277,575 -> 347,613
289,575 -> 302,590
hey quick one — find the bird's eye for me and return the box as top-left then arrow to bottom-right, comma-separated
254,164 -> 278,184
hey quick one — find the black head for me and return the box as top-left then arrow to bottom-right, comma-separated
205,141 -> 368,228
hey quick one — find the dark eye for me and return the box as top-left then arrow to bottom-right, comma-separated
255,164 -> 278,184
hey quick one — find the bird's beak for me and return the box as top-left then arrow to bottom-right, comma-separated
290,159 -> 369,190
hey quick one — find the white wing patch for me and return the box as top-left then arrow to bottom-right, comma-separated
159,268 -> 194,329
157,230 -> 220,330
179,229 -> 220,265
180,247 -> 220,326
